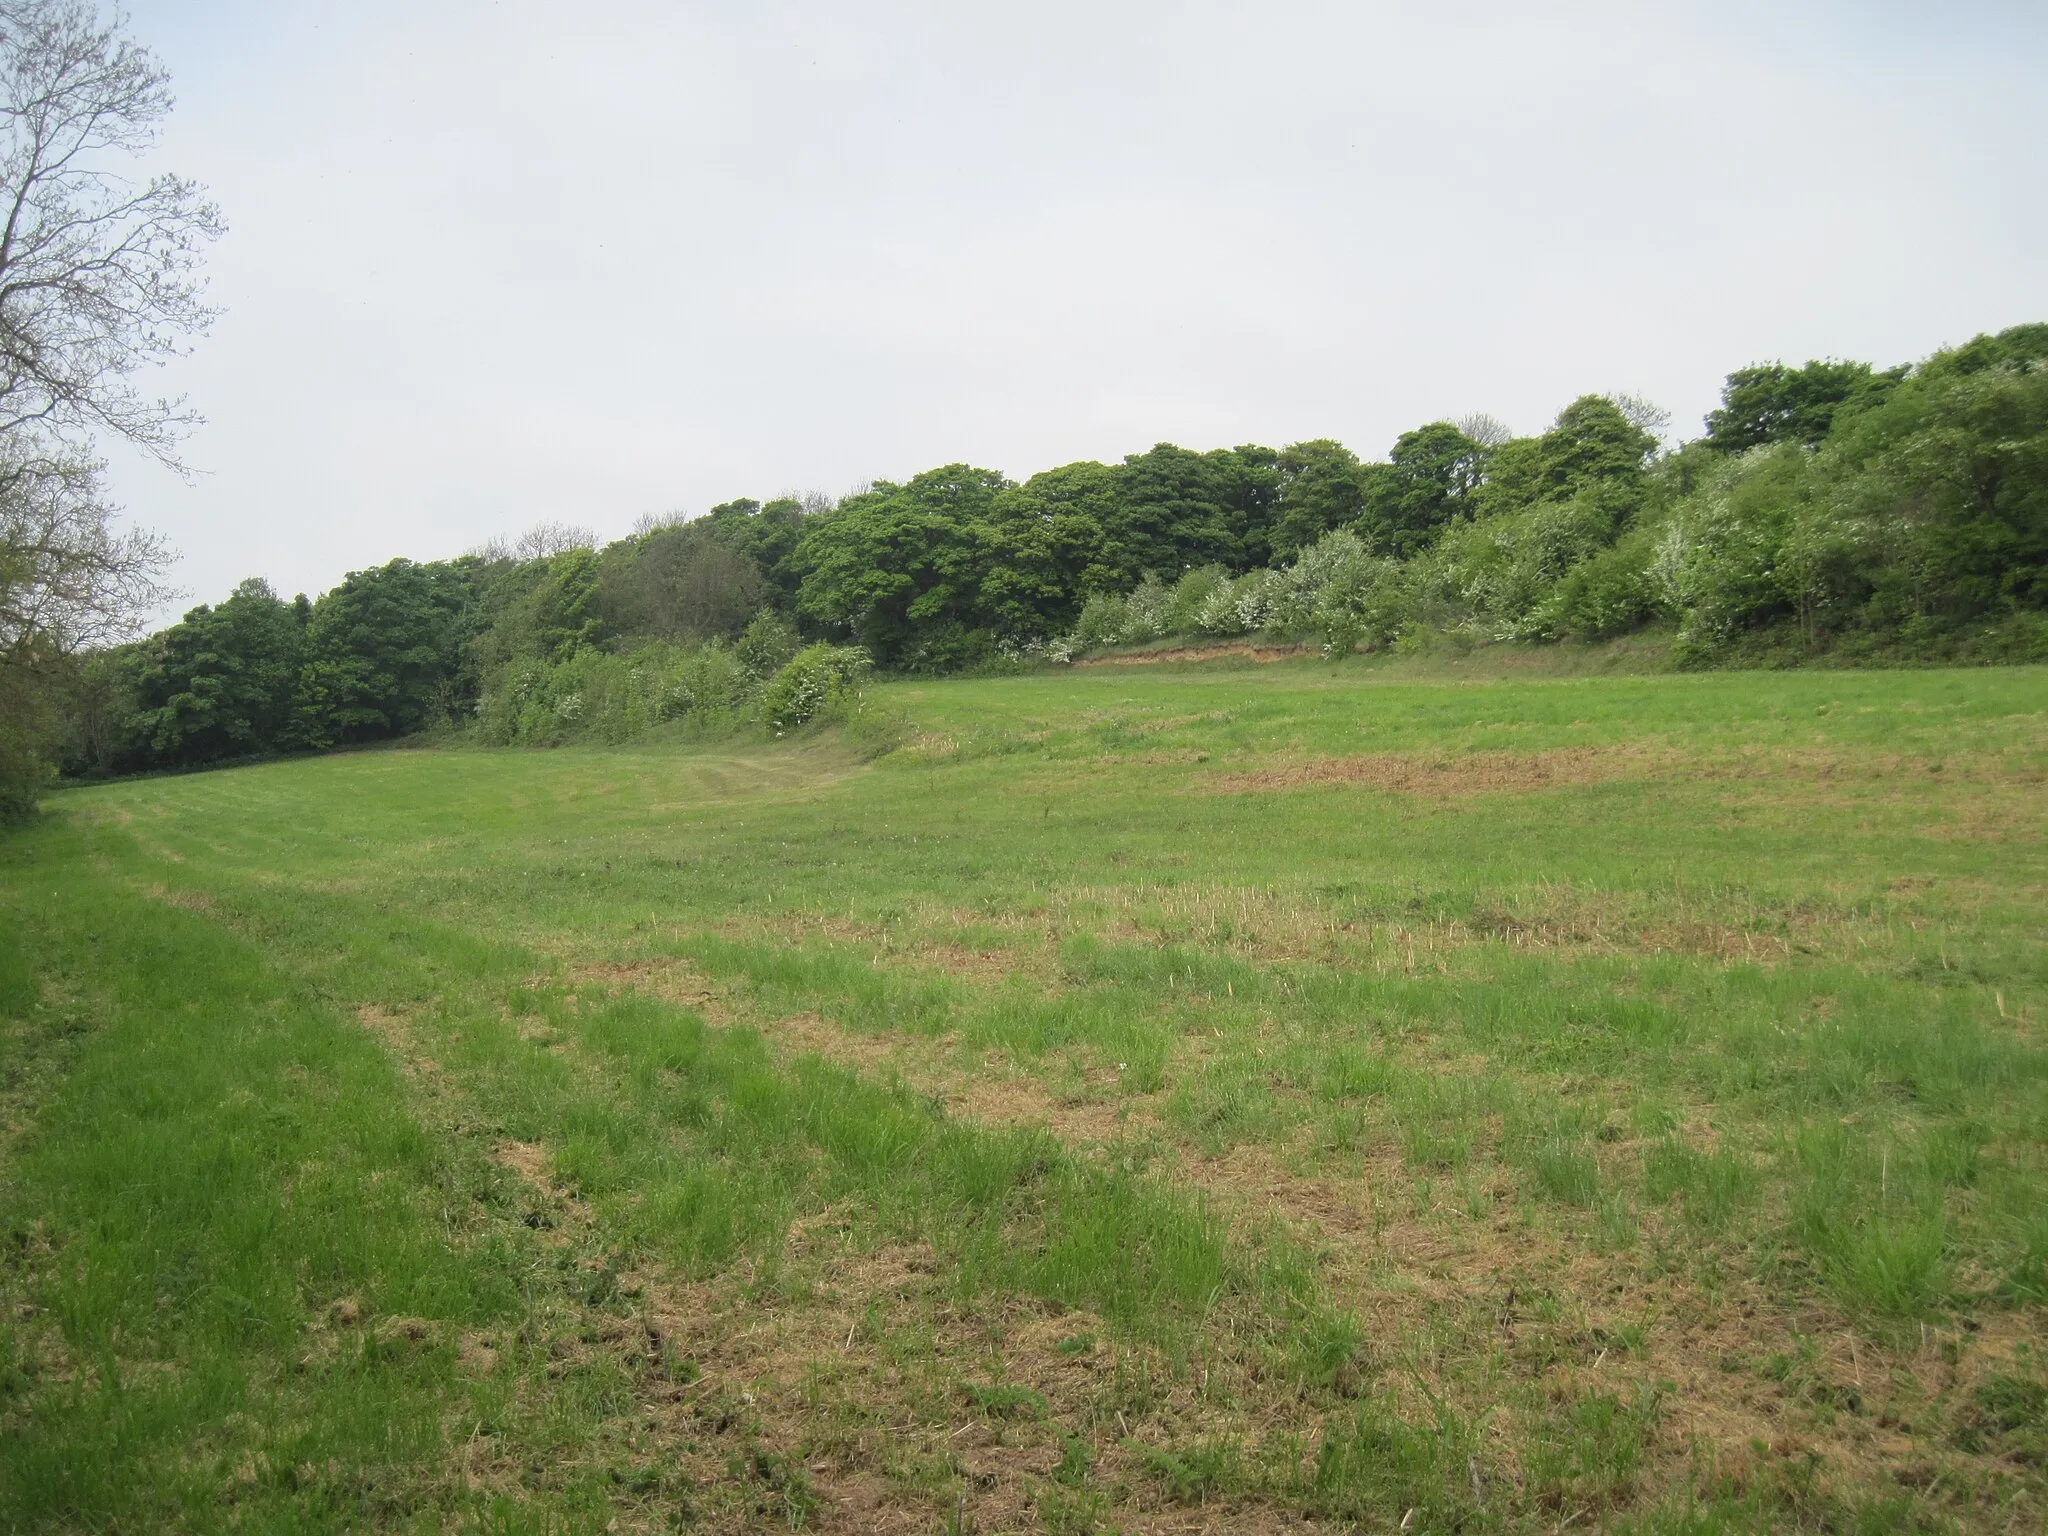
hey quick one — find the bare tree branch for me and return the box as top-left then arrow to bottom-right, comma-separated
1455,413 -> 1513,449
512,521 -> 598,560
0,0 -> 222,469
0,451 -> 169,666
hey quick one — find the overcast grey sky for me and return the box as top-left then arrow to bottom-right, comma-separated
111,0 -> 2048,614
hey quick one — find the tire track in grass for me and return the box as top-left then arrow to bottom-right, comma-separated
93,855 -> 1408,1527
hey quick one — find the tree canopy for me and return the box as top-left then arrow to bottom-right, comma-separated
47,322 -> 2048,779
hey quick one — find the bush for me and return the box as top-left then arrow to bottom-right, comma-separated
761,644 -> 872,735
1423,483 -> 1634,640
0,654 -> 67,823
476,639 -> 759,746
1069,591 -> 1132,650
1267,531 -> 1411,652
735,610 -> 800,675
1537,528 -> 1662,640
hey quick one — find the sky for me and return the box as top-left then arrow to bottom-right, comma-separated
107,0 -> 2048,617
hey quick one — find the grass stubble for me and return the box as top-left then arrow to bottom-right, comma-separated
0,657 -> 2044,1532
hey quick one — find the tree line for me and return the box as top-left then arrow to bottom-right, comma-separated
36,319 -> 2044,790
2,12 -> 2042,815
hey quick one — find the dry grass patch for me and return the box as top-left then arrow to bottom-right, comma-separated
1202,743 -> 2047,800
566,956 -> 721,1010
714,910 -> 1046,985
1206,746 -> 1653,797
1043,878 -> 1893,967
1075,643 -> 1314,667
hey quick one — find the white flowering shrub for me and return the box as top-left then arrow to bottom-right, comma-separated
1644,444 -> 1867,657
1192,574 -> 1249,635
1069,592 -> 1133,650
1121,577 -> 1174,641
762,644 -> 873,735
1230,568 -> 1281,633
1424,487 -> 1631,641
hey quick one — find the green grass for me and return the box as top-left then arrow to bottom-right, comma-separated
3,656 -> 2046,1531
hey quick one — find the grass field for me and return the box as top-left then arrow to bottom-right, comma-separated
3,656 -> 2046,1533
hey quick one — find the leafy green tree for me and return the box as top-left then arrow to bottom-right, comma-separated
130,579 -> 308,765
0,2 -> 222,817
689,496 -> 811,606
1269,440 -> 1368,560
1356,423 -> 1485,557
599,523 -> 766,640
988,461 -> 1128,597
1109,443 -> 1279,578
1916,323 -> 2048,384
1703,360 -> 1898,452
1830,351 -> 2048,622
793,466 -> 1012,668
472,548 -> 605,676
297,559 -> 485,746
1475,397 -> 1655,523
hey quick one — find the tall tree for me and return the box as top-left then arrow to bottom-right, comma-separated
793,465 -> 1010,668
702,496 -> 807,604
1703,360 -> 1893,452
296,559 -> 484,746
1356,422 -> 1486,556
1268,439 -> 1367,560
1477,396 -> 1656,520
0,2 -> 219,817
1105,444 -> 1277,580
0,0 -> 223,459
130,578 -> 306,766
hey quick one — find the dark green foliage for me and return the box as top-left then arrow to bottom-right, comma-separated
793,465 -> 1014,668
1704,359 -> 1899,452
0,648 -> 58,821
990,459 -> 1132,600
1107,442 -> 1279,578
294,558 -> 488,747
1831,345 -> 2048,620
701,495 -> 807,604
1269,439 -> 1367,559
129,578 -> 308,765
55,557 -> 495,773
1357,421 -> 1487,557
471,548 -> 603,673
596,522 -> 766,641
1476,395 -> 1657,517
1917,321 -> 2048,383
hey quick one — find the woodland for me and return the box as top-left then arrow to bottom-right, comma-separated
24,321 -> 2047,799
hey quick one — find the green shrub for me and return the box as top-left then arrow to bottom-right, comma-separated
475,639 -> 759,745
761,644 -> 872,735
735,609 -> 800,675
